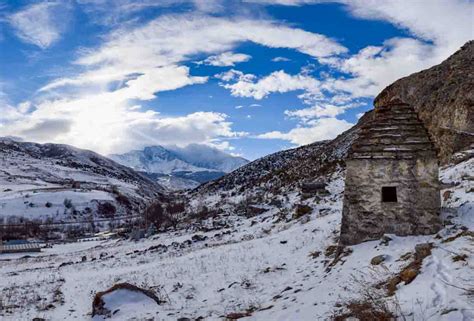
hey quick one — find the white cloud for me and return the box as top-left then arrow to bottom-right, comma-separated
9,1 -> 70,49
272,56 -> 291,62
216,69 -> 256,82
73,14 -> 345,70
76,0 -> 224,25
285,103 -> 346,120
199,51 -> 251,66
257,117 -> 353,145
320,37 -> 442,98
343,0 -> 472,52
221,70 -> 321,100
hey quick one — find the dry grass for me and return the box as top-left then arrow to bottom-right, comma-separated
332,300 -> 395,321
442,229 -> 474,243
381,243 -> 433,296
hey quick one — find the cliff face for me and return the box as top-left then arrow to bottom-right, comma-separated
375,41 -> 474,164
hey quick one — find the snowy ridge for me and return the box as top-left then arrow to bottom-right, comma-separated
110,144 -> 249,190
0,138 -> 162,223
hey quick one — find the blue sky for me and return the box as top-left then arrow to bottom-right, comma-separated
0,0 -> 472,160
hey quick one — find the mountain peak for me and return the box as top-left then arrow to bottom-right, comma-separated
109,144 -> 249,190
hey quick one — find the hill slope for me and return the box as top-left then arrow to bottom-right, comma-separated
0,138 -> 162,224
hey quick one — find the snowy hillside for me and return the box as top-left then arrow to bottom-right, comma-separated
110,144 -> 249,190
0,138 -> 162,224
185,112 -> 371,214
1,151 -> 472,320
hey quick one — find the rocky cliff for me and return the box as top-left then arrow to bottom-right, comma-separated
375,41 -> 474,163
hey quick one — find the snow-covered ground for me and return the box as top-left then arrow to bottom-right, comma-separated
1,155 -> 472,320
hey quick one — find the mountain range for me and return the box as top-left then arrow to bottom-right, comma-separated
109,144 -> 249,190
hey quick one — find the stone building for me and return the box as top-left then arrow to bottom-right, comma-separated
340,101 -> 442,245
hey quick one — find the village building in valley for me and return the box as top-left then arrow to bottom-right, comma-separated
340,100 -> 442,245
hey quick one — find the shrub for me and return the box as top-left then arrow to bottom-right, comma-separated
145,202 -> 177,229
98,202 -> 116,217
293,204 -> 312,219
115,193 -> 132,208
63,198 -> 73,209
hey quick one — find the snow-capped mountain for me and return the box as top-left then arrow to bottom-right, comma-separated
109,144 -> 249,190
0,138 -> 163,224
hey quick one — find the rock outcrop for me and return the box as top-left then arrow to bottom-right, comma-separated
375,41 -> 474,164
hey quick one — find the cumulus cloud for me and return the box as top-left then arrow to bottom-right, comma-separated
40,14 -> 345,97
285,103 -> 347,120
221,70 -> 321,100
20,119 -> 73,141
0,66 -> 223,154
199,52 -> 251,66
9,1 -> 71,49
257,117 -> 353,145
72,14 -> 345,70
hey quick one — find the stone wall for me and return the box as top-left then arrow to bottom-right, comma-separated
340,157 -> 441,245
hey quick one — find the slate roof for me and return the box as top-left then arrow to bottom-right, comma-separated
349,101 -> 438,160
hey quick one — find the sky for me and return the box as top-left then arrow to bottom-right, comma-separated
0,0 -> 472,160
